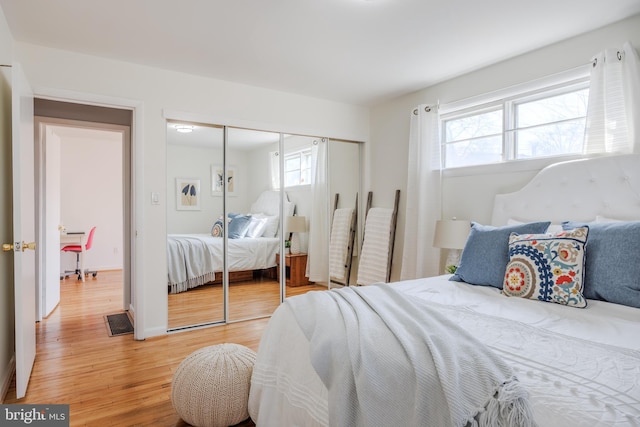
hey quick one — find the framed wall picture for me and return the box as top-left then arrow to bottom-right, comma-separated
211,165 -> 236,196
176,178 -> 201,210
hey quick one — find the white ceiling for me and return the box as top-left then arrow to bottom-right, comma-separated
2,0 -> 640,106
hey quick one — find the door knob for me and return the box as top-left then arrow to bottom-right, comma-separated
2,241 -> 36,252
22,241 -> 36,251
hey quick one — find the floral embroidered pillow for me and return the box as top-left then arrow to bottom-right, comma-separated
503,226 -> 589,308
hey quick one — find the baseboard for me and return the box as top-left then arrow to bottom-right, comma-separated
94,266 -> 125,272
0,356 -> 15,403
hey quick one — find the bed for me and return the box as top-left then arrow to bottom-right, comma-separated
167,191 -> 294,294
248,154 -> 640,426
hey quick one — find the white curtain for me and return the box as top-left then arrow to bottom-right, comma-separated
584,41 -> 640,154
306,139 -> 328,282
400,104 -> 442,280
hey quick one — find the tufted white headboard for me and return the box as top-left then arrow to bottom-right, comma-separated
491,154 -> 640,226
251,190 -> 282,217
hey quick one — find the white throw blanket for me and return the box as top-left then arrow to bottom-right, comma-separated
357,207 -> 394,285
167,234 -> 279,293
286,284 -> 536,427
329,208 -> 354,281
167,234 -> 219,293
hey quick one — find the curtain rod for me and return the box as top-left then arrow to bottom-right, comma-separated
412,62 -> 591,116
412,103 -> 438,115
438,63 -> 592,115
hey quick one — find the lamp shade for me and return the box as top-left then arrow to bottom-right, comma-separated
286,216 -> 306,233
433,219 -> 470,249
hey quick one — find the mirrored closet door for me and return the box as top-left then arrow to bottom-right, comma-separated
280,137 -> 362,293
166,121 -> 225,329
226,127 -> 283,322
280,135 -> 328,297
166,120 -> 362,330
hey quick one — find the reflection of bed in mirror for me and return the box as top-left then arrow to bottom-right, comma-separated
167,190 -> 293,293
167,234 -> 280,293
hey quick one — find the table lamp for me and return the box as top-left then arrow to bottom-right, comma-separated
287,216 -> 307,255
433,218 -> 470,273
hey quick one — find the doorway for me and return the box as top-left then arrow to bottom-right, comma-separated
34,99 -> 133,323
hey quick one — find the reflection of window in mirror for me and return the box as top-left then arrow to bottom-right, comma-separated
272,135 -> 317,190
284,148 -> 312,187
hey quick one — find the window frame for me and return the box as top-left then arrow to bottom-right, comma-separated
439,67 -> 591,171
283,148 -> 313,188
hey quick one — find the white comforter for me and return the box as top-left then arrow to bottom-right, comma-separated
249,275 -> 640,427
167,234 -> 279,293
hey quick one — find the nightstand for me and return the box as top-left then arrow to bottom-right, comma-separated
275,253 -> 313,287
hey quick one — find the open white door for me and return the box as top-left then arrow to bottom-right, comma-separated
10,63 -> 36,399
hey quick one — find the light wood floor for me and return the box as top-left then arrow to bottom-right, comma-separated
168,275 -> 327,329
4,270 -> 324,426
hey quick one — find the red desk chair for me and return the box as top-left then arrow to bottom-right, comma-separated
61,226 -> 98,281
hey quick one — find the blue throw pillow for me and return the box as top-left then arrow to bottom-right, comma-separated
563,220 -> 640,308
450,221 -> 551,289
227,214 -> 252,239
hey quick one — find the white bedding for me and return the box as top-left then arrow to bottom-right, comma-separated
249,275 -> 640,427
167,233 -> 279,293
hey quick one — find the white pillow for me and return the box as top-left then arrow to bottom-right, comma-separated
250,213 -> 278,238
246,215 -> 269,238
263,216 -> 279,238
507,218 -> 563,234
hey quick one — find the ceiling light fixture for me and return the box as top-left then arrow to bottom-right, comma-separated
175,124 -> 195,133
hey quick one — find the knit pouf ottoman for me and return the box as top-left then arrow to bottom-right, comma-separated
172,343 -> 257,427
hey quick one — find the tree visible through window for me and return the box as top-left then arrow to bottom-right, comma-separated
513,89 -> 589,159
441,79 -> 590,168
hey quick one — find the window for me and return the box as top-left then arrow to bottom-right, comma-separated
441,78 -> 590,168
284,149 -> 312,187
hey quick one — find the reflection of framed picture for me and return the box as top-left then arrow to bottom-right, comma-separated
211,165 -> 236,196
176,178 -> 201,210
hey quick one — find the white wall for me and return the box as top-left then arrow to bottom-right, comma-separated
246,142 -> 276,206
14,42 -> 370,337
59,131 -> 123,271
166,144 -> 231,234
369,14 -> 640,281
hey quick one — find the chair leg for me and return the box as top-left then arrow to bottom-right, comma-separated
60,251 -> 98,280
83,269 -> 98,278
61,253 -> 83,280
75,253 -> 82,280
61,261 -> 77,280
